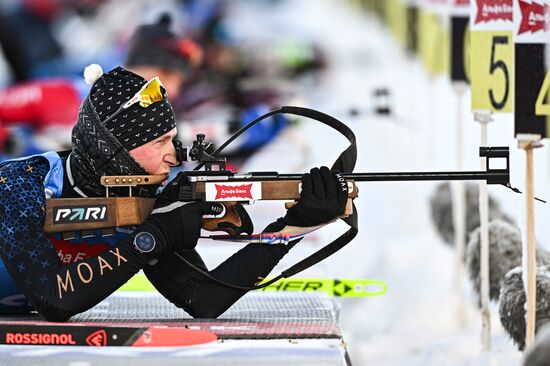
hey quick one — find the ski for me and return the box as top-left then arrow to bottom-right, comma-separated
257,278 -> 388,297
120,274 -> 387,298
0,323 -> 217,347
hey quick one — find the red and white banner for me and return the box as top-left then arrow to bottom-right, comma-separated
205,182 -> 263,202
471,0 -> 514,29
514,0 -> 550,42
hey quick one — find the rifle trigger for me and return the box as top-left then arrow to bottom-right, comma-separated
62,232 -> 76,240
101,228 -> 116,236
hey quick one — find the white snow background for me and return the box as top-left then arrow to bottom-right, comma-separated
196,1 -> 550,365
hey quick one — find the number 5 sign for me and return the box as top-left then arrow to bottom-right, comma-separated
470,0 -> 515,112
514,0 -> 550,137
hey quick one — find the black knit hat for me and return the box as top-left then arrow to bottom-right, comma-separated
125,14 -> 202,74
88,66 -> 176,150
70,66 -> 175,197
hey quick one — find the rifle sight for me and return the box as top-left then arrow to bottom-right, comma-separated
174,134 -> 227,171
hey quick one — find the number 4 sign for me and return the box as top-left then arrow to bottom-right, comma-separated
514,0 -> 550,137
513,2 -> 549,349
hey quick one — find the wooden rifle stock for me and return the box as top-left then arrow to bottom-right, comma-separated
44,179 -> 359,235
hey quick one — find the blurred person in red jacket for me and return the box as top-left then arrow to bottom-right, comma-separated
0,13 -> 201,157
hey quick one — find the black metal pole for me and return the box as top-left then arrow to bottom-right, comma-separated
228,170 -> 509,185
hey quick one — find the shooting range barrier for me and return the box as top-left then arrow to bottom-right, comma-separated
0,291 -> 351,365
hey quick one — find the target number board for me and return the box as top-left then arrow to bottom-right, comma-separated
470,0 -> 515,112
451,0 -> 471,83
513,0 -> 550,138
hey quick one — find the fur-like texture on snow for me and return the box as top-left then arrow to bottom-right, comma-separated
429,182 -> 512,246
466,219 -> 522,303
499,262 -> 550,350
524,324 -> 550,366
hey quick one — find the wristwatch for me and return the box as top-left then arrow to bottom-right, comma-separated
133,232 -> 156,253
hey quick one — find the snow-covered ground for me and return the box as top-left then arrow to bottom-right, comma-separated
195,1 -> 550,364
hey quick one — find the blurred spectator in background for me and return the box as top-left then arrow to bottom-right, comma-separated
0,0 -> 327,167
0,0 -> 63,82
124,13 -> 202,100
0,11 -> 201,160
0,78 -> 84,157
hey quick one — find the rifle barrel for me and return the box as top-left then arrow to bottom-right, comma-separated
339,171 -> 507,183
225,170 -> 508,184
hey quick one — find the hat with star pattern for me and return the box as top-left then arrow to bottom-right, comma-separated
88,66 -> 176,150
69,66 -> 175,197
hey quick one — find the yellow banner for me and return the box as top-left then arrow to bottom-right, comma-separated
386,0 -> 408,47
418,9 -> 449,76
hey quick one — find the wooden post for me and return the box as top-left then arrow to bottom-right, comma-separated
452,83 -> 467,327
452,179 -> 466,326
474,109 -> 492,351
517,134 -> 542,349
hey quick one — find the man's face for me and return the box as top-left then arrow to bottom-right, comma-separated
129,128 -> 178,175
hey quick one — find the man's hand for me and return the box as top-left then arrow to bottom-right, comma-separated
283,166 -> 348,227
147,201 -> 223,251
133,172 -> 224,257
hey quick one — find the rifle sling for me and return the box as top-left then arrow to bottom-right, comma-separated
176,106 -> 359,290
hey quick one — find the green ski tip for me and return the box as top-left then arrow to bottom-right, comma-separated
120,274 -> 387,297
258,278 -> 388,297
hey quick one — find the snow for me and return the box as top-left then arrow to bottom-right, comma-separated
192,0 -> 550,364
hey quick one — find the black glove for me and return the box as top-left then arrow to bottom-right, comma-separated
153,172 -> 193,209
131,173 -> 223,257
282,166 -> 348,227
154,172 -> 253,236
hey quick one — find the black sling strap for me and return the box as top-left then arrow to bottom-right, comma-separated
175,106 -> 359,290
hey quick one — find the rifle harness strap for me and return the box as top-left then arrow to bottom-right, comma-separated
175,106 -> 359,290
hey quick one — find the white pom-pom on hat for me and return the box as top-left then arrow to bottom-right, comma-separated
83,64 -> 103,85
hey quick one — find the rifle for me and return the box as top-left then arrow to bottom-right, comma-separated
45,143 -> 513,232
44,106 -> 523,289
